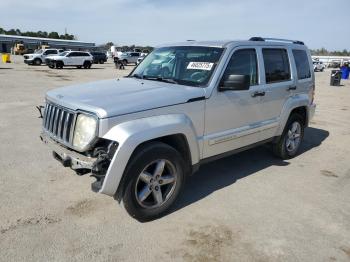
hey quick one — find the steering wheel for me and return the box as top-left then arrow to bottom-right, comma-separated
190,71 -> 206,82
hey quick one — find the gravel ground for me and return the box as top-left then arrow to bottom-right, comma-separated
0,55 -> 349,262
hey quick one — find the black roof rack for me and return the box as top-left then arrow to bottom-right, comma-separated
249,37 -> 304,45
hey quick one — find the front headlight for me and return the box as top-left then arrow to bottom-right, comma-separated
73,114 -> 97,151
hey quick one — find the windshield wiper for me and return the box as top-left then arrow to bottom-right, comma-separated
142,76 -> 178,84
131,74 -> 143,79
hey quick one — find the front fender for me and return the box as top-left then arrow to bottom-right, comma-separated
99,114 -> 200,196
276,94 -> 310,136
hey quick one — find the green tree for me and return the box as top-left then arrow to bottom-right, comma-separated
48,32 -> 60,39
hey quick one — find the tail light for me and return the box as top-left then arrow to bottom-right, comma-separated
311,84 -> 315,104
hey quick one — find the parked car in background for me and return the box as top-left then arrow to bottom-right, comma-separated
136,53 -> 148,64
46,51 -> 93,69
40,37 -> 316,221
24,49 -> 64,65
114,52 -> 141,65
90,51 -> 108,64
313,61 -> 325,72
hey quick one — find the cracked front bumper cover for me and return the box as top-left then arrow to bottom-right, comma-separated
40,132 -> 97,170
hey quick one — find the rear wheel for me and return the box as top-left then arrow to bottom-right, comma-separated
122,142 -> 185,222
83,61 -> 91,69
99,59 -> 105,64
273,114 -> 304,159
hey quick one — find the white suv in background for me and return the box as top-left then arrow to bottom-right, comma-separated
46,51 -> 93,69
117,52 -> 141,65
313,61 -> 325,72
24,49 -> 64,65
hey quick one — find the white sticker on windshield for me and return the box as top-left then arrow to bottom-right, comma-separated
187,62 -> 214,71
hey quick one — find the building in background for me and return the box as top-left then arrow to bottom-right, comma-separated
0,34 -> 95,54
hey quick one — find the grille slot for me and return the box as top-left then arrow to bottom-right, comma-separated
43,103 -> 76,146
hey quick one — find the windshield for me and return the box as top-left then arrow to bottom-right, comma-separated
59,51 -> 69,56
131,46 -> 224,87
34,49 -> 44,54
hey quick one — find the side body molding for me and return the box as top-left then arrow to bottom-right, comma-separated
276,94 -> 310,136
100,114 -> 200,196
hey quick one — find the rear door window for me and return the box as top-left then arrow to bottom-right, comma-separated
262,49 -> 291,83
292,50 -> 311,80
45,50 -> 57,55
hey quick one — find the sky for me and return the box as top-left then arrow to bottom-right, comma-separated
1,0 -> 349,50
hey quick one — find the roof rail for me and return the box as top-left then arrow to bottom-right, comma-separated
249,37 -> 304,45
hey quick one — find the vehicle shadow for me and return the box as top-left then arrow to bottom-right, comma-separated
170,127 -> 329,215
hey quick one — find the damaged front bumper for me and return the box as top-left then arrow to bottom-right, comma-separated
40,131 -> 97,170
40,132 -> 114,192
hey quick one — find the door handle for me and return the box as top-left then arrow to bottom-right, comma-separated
287,86 -> 297,91
251,91 -> 265,97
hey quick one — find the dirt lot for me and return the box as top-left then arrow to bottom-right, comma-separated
0,56 -> 349,262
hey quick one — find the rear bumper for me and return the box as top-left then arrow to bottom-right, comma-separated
40,132 -> 97,170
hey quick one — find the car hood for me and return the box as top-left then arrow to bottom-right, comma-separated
46,78 -> 206,118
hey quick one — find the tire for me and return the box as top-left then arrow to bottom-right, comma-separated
83,61 -> 91,69
34,58 -> 42,66
273,114 -> 305,159
55,61 -> 63,69
48,64 -> 55,69
99,59 -> 104,64
122,142 -> 186,222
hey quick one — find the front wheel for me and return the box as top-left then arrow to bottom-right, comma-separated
55,61 -> 64,69
273,114 -> 304,159
122,142 -> 185,222
34,58 -> 42,66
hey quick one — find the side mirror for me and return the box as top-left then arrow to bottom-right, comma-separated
219,74 -> 250,91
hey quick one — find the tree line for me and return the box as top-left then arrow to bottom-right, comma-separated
0,27 -> 76,40
310,48 -> 350,56
100,42 -> 154,52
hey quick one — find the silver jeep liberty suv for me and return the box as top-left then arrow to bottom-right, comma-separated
40,37 -> 316,221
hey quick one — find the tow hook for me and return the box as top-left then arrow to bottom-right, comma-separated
36,105 -> 44,118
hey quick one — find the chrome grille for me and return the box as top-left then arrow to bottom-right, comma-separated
43,103 -> 76,146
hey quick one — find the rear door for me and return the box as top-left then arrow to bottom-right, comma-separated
255,47 -> 295,140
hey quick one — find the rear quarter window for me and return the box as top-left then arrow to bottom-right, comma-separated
293,50 -> 311,80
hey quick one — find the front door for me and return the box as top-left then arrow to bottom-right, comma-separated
203,48 -> 266,158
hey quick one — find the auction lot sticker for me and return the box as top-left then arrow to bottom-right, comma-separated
187,62 -> 214,71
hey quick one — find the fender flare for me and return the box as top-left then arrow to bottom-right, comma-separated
276,94 -> 310,136
99,114 -> 200,196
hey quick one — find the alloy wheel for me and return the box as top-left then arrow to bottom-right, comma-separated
286,121 -> 302,152
135,159 -> 177,209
